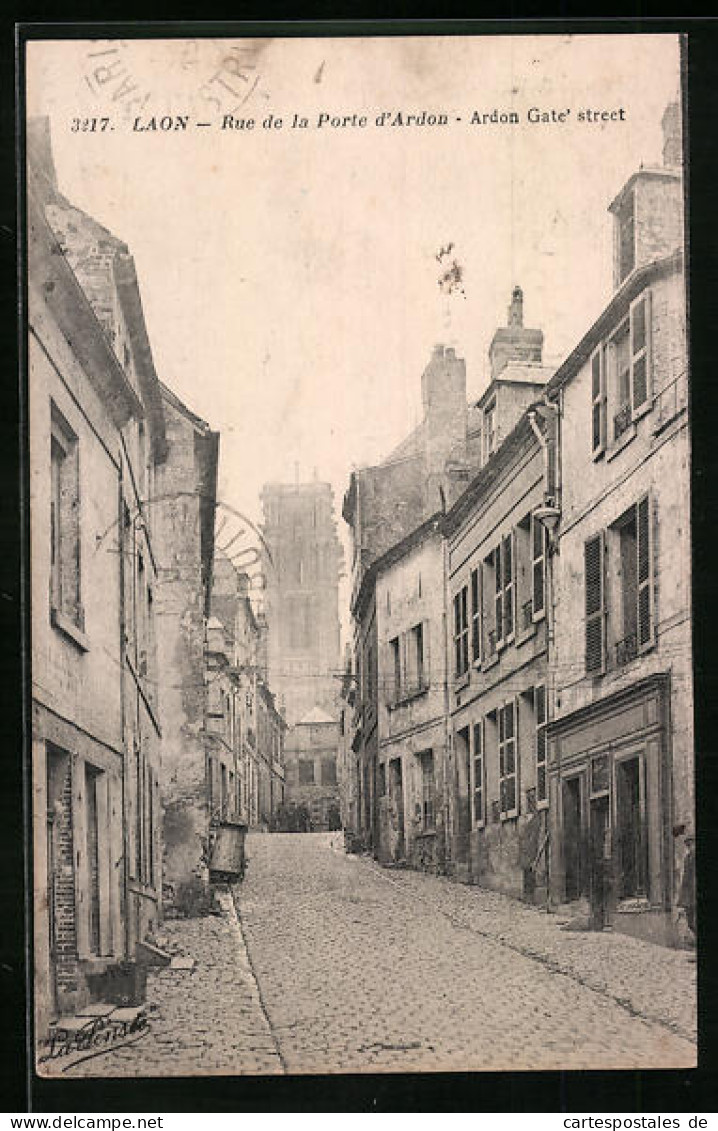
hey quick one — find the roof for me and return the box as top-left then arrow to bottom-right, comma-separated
297,705 -> 336,726
352,511 -> 442,620
544,250 -> 683,399
443,413 -> 539,537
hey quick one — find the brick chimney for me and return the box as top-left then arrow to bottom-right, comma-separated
488,286 -> 544,380
421,343 -> 468,507
662,101 -> 682,168
609,102 -> 684,289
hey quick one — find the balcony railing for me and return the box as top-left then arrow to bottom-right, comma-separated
613,403 -> 632,440
615,633 -> 638,667
486,630 -> 497,658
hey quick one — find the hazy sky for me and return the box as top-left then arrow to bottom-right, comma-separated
27,33 -> 681,587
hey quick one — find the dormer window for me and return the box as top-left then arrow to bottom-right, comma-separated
616,189 -> 636,285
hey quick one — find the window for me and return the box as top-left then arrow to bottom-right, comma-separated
408,622 -> 427,694
484,398 -> 497,461
610,321 -> 632,441
50,405 -> 82,627
389,636 -> 402,702
616,755 -> 647,899
584,532 -> 606,675
419,750 -> 435,831
498,702 -> 518,819
607,295 -> 652,445
591,346 -> 607,457
534,686 -> 548,807
493,534 -> 515,648
531,515 -> 547,621
378,762 -> 387,796
321,758 -> 337,786
516,515 -> 533,633
616,189 -> 635,284
587,495 -> 654,675
470,568 -> 481,662
298,759 -> 315,785
453,586 -> 469,677
612,495 -> 654,665
472,720 -> 485,826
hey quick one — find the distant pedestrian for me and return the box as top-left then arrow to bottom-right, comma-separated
678,834 -> 696,938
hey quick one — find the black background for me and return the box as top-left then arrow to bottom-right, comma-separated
4,15 -> 718,1115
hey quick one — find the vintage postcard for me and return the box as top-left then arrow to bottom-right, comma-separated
24,31 -> 694,1077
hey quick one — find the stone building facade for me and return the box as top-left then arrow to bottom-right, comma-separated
374,518 -> 450,871
283,707 -> 340,830
152,384 -> 219,915
544,106 -> 690,946
29,119 -> 166,1038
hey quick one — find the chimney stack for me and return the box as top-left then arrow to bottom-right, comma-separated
662,101 -> 682,168
489,286 -> 543,380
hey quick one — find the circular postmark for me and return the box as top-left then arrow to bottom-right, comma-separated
82,38 -> 272,124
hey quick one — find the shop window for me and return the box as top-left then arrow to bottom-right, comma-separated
616,755 -> 647,899
419,750 -> 435,831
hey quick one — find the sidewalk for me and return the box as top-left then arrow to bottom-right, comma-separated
361,854 -> 697,1044
60,889 -> 284,1078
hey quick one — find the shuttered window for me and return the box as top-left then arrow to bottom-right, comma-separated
453,586 -> 469,677
502,533 -> 515,641
494,543 -> 503,645
630,293 -> 651,414
472,720 -> 485,827
470,567 -> 481,663
498,702 -> 518,819
585,532 -> 606,675
531,515 -> 546,619
637,494 -> 654,649
591,347 -> 607,457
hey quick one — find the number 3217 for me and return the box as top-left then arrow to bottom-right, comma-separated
70,118 -> 112,132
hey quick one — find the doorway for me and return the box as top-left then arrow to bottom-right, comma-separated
562,775 -> 584,901
390,758 -> 404,859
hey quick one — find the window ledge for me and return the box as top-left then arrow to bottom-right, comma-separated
515,623 -> 537,649
51,606 -> 89,652
482,654 -> 500,672
389,684 -> 430,710
606,422 -> 637,462
453,671 -> 471,691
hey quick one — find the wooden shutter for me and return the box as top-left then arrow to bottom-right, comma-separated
630,292 -> 651,414
503,532 -> 515,641
591,347 -> 607,456
472,719 -> 484,826
585,532 -> 606,674
421,618 -> 430,690
494,543 -> 503,644
637,494 -> 654,649
470,567 -> 481,662
532,515 -> 546,618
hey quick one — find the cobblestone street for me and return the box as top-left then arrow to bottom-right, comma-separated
62,832 -> 696,1077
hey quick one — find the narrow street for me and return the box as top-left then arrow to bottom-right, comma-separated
64,833 -> 696,1077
